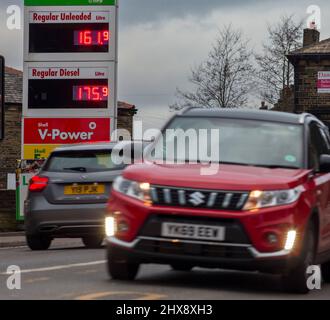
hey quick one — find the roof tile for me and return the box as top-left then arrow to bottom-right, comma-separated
289,38 -> 330,55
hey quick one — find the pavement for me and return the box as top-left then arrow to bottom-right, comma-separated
0,236 -> 329,300
0,232 -> 26,248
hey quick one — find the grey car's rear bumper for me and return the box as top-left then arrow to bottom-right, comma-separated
25,197 -> 106,238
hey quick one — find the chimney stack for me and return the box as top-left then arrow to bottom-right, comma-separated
303,28 -> 320,47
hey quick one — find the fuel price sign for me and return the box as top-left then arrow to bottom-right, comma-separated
24,6 -> 117,61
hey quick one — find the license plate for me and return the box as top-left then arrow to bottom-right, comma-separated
64,184 -> 105,195
161,222 -> 225,242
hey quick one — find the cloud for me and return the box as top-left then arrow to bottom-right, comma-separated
119,0 -> 266,28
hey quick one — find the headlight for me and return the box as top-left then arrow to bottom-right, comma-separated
243,187 -> 303,211
113,176 -> 152,204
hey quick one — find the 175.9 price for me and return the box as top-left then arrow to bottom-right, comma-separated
73,85 -> 109,102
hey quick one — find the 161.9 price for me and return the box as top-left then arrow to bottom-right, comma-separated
74,30 -> 110,46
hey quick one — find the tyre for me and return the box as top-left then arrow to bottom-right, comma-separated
107,250 -> 140,280
82,236 -> 104,249
26,235 -> 52,251
282,223 -> 316,294
321,261 -> 330,283
171,264 -> 194,271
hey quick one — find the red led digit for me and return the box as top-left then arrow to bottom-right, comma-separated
83,86 -> 91,100
78,87 -> 83,100
103,31 -> 109,42
102,87 -> 109,98
92,87 -> 101,101
97,32 -> 101,45
79,32 -> 83,45
84,31 -> 92,45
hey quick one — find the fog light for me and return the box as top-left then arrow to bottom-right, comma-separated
105,217 -> 116,237
117,221 -> 129,233
266,233 -> 278,244
284,230 -> 297,251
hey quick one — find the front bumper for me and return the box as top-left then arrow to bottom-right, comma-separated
106,236 -> 297,273
106,190 -> 310,272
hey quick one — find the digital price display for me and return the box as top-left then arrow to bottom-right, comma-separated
28,11 -> 113,53
27,66 -> 110,110
30,23 -> 110,53
29,79 -> 109,109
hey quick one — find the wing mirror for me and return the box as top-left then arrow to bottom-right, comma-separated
319,155 -> 330,173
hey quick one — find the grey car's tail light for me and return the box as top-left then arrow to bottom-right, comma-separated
29,175 -> 49,192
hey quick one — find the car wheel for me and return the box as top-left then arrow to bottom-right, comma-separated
82,236 -> 104,249
171,264 -> 194,271
282,223 -> 316,294
107,250 -> 140,280
26,235 -> 52,251
321,261 -> 330,283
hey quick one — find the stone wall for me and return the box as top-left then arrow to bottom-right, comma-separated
0,190 -> 18,231
0,104 -> 21,189
0,105 -> 21,230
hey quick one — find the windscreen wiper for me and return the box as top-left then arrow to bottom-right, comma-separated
219,161 -> 251,166
260,165 -> 300,169
219,162 -> 299,169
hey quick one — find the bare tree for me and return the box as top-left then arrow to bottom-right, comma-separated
255,15 -> 304,105
170,25 -> 255,110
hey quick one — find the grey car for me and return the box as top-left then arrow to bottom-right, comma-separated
24,141 -> 138,251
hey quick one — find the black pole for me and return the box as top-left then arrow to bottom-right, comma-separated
0,56 -> 4,140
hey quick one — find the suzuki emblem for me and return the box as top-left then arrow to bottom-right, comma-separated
189,192 -> 206,206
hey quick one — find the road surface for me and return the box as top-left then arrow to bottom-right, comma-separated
0,239 -> 329,300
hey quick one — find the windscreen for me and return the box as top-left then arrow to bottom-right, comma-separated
149,117 -> 304,169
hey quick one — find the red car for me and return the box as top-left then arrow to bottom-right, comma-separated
105,109 -> 330,293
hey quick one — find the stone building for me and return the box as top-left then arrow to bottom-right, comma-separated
0,66 -> 137,230
275,28 -> 330,126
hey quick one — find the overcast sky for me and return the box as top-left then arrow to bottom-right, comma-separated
1,0 -> 330,128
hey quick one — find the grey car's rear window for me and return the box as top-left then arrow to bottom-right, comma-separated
44,150 -> 124,173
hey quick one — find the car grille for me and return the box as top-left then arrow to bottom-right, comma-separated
136,239 -> 252,260
150,186 -> 249,210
